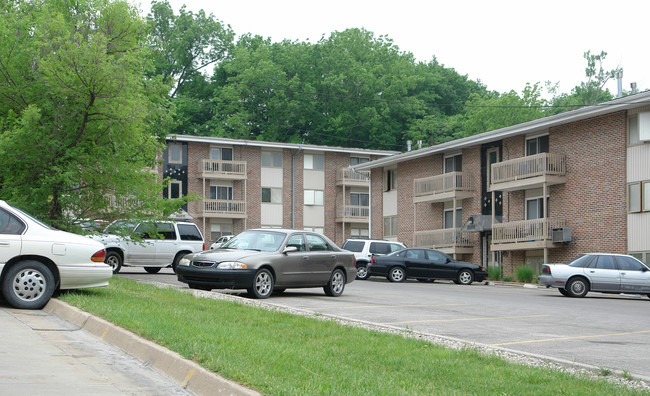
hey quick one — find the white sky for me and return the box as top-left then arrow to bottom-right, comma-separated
138,0 -> 647,97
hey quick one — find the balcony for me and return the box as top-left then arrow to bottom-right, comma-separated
413,228 -> 473,255
200,199 -> 247,219
199,160 -> 247,180
413,172 -> 474,203
489,152 -> 566,192
336,205 -> 369,223
491,218 -> 566,251
336,168 -> 370,187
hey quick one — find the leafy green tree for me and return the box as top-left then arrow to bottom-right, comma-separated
0,0 -> 183,231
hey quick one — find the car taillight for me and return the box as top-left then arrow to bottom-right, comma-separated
203,243 -> 205,250
91,249 -> 107,263
371,256 -> 376,263
541,265 -> 551,275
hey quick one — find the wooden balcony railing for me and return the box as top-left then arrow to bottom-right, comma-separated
413,172 -> 473,203
492,218 -> 565,245
200,160 -> 247,179
490,152 -> 565,186
336,168 -> 370,186
336,205 -> 369,222
413,228 -> 472,249
201,199 -> 246,218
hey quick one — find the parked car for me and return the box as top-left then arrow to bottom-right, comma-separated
176,229 -> 356,299
368,248 -> 488,284
210,235 -> 234,249
92,220 -> 204,274
0,200 -> 112,309
342,238 -> 406,280
538,253 -> 650,298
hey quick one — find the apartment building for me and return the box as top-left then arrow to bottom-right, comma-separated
159,135 -> 397,246
353,92 -> 650,276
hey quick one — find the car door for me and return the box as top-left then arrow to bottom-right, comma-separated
153,223 -> 178,266
584,255 -> 620,291
304,234 -> 336,284
0,209 -> 24,266
425,249 -> 457,280
275,233 -> 311,286
616,256 -> 650,293
403,249 -> 429,278
124,222 -> 156,265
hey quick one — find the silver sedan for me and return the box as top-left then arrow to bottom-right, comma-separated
538,253 -> 650,298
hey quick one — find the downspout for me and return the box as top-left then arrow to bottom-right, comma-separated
291,146 -> 302,229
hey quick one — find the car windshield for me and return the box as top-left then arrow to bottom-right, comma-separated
221,230 -> 286,252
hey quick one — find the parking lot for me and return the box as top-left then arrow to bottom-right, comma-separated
121,268 -> 650,381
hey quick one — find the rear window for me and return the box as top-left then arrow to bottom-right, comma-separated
343,241 -> 365,252
178,224 -> 203,241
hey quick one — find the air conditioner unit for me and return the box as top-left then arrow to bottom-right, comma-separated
552,227 -> 572,243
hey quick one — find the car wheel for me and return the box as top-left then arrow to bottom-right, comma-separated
1,260 -> 55,310
356,264 -> 370,280
324,269 -> 346,297
388,267 -> 405,282
188,283 -> 212,291
273,288 -> 286,295
566,277 -> 589,298
457,269 -> 474,285
248,268 -> 274,299
171,252 -> 186,273
558,288 -> 570,297
144,267 -> 161,274
105,251 -> 122,274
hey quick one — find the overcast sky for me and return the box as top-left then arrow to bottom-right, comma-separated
139,0 -> 647,97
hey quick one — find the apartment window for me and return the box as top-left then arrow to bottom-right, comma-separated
210,185 -> 232,200
629,183 -> 641,213
350,192 -> 369,207
168,143 -> 182,164
168,180 -> 182,199
629,115 -> 640,145
262,151 -> 283,168
526,197 -> 549,220
211,147 -> 233,161
350,227 -> 369,238
443,208 -> 463,229
644,182 -> 650,211
526,134 -> 549,156
304,154 -> 324,170
384,169 -> 397,191
304,190 -> 324,205
350,156 -> 370,166
262,187 -> 282,203
303,226 -> 324,235
383,216 -> 397,237
444,154 -> 462,173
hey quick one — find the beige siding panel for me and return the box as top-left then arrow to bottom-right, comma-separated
303,205 -> 325,227
303,170 -> 324,190
261,168 -> 283,188
628,212 -> 650,251
627,145 -> 650,182
382,190 -> 398,216
261,203 -> 283,226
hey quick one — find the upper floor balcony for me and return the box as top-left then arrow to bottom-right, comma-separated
491,217 -> 566,251
199,159 -> 247,180
413,171 -> 474,204
413,228 -> 473,255
336,168 -> 370,187
336,204 -> 369,223
200,199 -> 247,219
489,152 -> 566,192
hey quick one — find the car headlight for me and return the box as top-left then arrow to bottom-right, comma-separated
178,258 -> 191,267
217,261 -> 247,269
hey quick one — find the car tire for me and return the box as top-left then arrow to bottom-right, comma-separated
171,252 -> 186,273
324,269 -> 346,297
566,277 -> 589,298
105,251 -> 122,274
273,288 -> 286,295
1,260 -> 55,310
457,269 -> 474,285
248,268 -> 274,299
388,267 -> 406,282
558,288 -> 570,297
356,264 -> 370,280
144,267 -> 161,274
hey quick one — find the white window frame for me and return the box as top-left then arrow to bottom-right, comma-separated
304,153 -> 324,170
262,187 -> 282,204
350,156 -> 370,166
168,180 -> 182,199
443,153 -> 462,173
304,190 -> 324,206
629,182 -> 641,213
525,196 -> 549,220
210,185 -> 233,200
384,169 -> 397,191
443,208 -> 463,229
383,216 -> 397,237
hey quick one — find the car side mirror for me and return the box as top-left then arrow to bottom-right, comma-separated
283,246 -> 298,254
446,257 -> 451,263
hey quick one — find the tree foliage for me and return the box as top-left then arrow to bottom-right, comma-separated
0,0 -> 183,231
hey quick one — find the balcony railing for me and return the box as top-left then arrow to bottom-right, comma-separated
336,205 -> 369,223
199,160 -> 247,179
492,218 -> 565,248
490,153 -> 566,190
336,168 -> 370,186
413,172 -> 473,203
414,228 -> 472,249
201,199 -> 246,218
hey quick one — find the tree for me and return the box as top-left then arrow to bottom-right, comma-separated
0,0 -> 183,231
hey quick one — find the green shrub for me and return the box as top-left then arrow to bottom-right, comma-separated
502,276 -> 514,282
515,265 -> 534,283
488,266 -> 502,280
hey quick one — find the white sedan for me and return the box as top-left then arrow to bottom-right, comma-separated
0,200 -> 112,309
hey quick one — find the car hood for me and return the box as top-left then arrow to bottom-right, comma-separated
187,249 -> 272,262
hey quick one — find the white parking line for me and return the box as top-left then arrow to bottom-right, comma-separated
382,314 -> 549,325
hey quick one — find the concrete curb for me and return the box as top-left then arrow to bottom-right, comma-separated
44,299 -> 260,396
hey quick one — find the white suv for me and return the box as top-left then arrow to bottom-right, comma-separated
92,221 -> 204,274
342,239 -> 406,279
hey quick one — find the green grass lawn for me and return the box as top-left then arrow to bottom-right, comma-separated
59,277 -> 648,395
